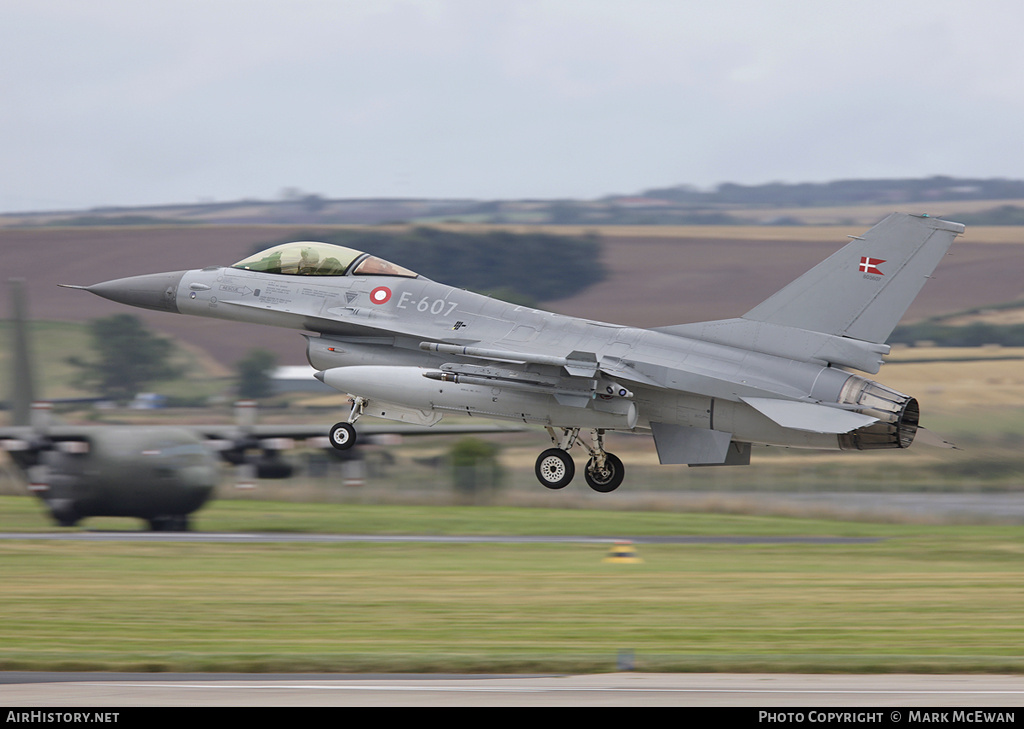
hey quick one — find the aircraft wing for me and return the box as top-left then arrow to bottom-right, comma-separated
416,342 -> 638,411
0,425 -> 111,450
220,297 -> 471,345
0,422 -> 524,469
418,340 -> 827,406
420,343 -> 600,377
191,422 -> 527,449
194,422 -> 525,438
0,426 -> 35,441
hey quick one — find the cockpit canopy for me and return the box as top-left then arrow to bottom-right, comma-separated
231,241 -> 417,278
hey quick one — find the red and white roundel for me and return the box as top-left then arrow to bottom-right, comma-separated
370,286 -> 392,305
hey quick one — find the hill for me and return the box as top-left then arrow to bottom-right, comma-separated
7,176 -> 1024,227
2,222 -> 1022,369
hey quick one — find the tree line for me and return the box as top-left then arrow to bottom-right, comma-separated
259,226 -> 606,304
888,321 -> 1024,347
640,176 -> 1024,207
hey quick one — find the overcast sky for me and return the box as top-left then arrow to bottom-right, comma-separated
3,0 -> 1023,212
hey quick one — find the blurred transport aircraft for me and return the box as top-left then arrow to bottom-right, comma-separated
1,280 -> 516,530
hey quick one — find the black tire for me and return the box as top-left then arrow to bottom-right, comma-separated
148,515 -> 190,532
49,501 -> 79,528
584,453 -> 625,493
329,422 -> 357,451
534,448 -> 575,489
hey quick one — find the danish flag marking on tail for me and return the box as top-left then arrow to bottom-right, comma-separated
859,256 -> 886,275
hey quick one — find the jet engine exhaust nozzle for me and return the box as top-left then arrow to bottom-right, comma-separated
837,378 -> 919,451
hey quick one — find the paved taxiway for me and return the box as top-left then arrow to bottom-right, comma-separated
0,532 -> 881,544
3,672 -> 1024,707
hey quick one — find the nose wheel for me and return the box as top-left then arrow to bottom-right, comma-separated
329,422 -> 357,450
329,396 -> 365,451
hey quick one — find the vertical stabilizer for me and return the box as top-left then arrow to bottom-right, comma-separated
8,279 -> 36,426
742,213 -> 964,344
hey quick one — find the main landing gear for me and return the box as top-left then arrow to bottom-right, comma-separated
534,428 -> 625,493
329,397 -> 365,451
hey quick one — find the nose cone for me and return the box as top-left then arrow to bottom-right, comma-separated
70,271 -> 188,313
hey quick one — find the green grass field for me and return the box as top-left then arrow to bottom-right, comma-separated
1,497 -> 1022,674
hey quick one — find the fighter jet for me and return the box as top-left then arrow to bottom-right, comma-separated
1,280 -> 520,530
67,213 -> 964,493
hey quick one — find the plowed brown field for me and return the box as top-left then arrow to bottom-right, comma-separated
3,224 -> 1022,366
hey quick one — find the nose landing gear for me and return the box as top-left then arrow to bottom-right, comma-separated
533,427 -> 624,493
329,397 -> 365,451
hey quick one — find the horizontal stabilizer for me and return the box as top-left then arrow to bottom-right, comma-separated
741,397 -> 877,434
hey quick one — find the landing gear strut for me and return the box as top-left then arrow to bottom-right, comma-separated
584,452 -> 624,493
329,397 -> 365,451
533,427 -> 625,493
582,430 -> 625,493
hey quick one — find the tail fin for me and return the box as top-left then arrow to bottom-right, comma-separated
8,279 -> 36,426
742,213 -> 964,344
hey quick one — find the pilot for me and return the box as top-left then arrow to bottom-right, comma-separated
254,251 -> 283,274
297,247 -> 320,275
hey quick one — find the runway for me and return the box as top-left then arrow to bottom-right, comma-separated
4,529 -> 1019,708
0,532 -> 882,545
2,672 -> 1024,707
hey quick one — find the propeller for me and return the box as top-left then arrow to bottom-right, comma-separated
203,400 -> 297,487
